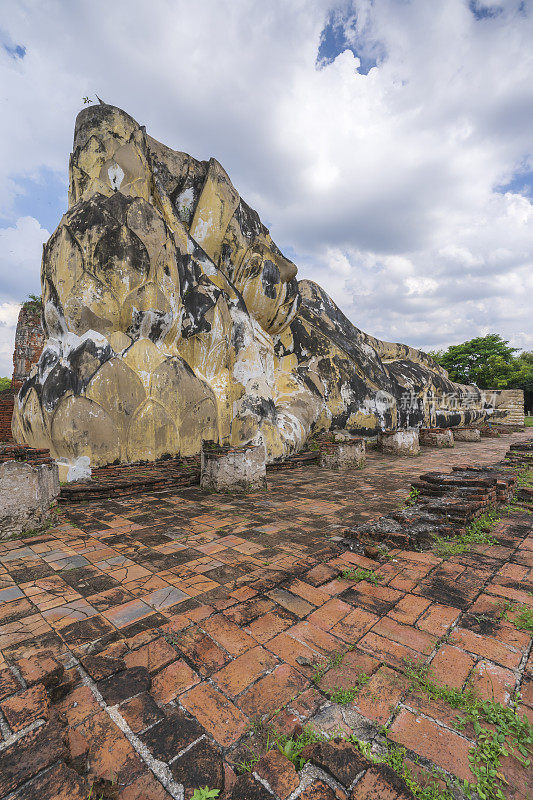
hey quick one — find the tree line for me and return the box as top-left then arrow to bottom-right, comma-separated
427,333 -> 533,395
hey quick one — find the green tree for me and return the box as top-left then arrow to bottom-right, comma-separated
429,334 -> 524,389
507,351 -> 533,393
23,294 -> 42,312
0,377 -> 11,392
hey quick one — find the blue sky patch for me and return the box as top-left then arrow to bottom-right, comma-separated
4,42 -> 26,59
496,164 -> 533,199
6,167 -> 67,233
1,28 -> 26,60
316,4 -> 382,75
468,1 -> 503,20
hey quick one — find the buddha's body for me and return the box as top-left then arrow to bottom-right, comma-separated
13,105 -> 486,466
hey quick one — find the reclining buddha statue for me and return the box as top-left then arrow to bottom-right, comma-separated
12,104 -> 487,466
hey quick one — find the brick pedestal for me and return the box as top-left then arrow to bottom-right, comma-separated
201,443 -> 267,492
453,427 -> 481,442
419,428 -> 454,448
378,429 -> 420,456
0,459 -> 59,539
318,437 -> 365,469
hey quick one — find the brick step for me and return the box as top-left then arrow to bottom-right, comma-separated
59,457 -> 201,502
0,443 -> 54,466
267,450 -> 319,470
344,454 -> 519,551
59,449 -> 321,502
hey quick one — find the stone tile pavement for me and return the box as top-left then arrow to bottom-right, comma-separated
0,432 -> 532,799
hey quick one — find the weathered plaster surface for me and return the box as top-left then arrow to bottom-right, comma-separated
56,456 -> 92,483
483,389 -> 525,426
319,439 -> 366,469
379,429 -> 420,456
200,444 -> 267,491
0,460 -> 59,539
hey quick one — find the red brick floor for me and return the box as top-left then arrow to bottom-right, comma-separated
0,431 -> 531,799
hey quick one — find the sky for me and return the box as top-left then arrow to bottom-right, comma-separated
0,0 -> 532,377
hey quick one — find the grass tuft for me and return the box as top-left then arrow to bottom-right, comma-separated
433,509 -> 500,557
340,567 -> 382,584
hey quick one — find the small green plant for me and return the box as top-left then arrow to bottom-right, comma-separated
274,727 -> 328,769
239,655 -> 532,800
328,672 -> 370,705
403,659 -> 478,710
3,519 -> 55,541
364,741 -> 455,800
515,467 -> 533,488
236,723 -> 327,775
276,738 -> 306,769
191,789 -> 220,800
22,293 -> 42,313
433,509 -> 500,557
236,755 -> 260,773
340,567 -> 382,584
513,606 -> 533,632
499,600 -> 533,633
405,486 -> 421,506
401,659 -> 532,800
161,628 -> 183,647
312,649 -> 346,684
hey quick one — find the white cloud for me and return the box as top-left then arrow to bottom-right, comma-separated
0,216 -> 48,373
0,216 -> 49,300
0,0 -> 531,361
0,301 -> 21,377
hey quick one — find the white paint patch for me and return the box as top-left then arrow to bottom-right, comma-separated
108,162 -> 125,191
175,186 -> 195,222
56,456 -> 91,482
193,209 -> 214,245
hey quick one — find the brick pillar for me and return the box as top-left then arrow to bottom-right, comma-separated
11,303 -> 45,391
0,390 -> 15,442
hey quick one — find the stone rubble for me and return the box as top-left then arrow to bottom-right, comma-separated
344,440 -> 530,552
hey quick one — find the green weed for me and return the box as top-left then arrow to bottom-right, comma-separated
311,649 -> 346,684
340,567 -> 382,584
405,486 -> 421,506
499,600 -> 533,633
401,660 -> 532,800
328,673 -> 370,705
191,789 -> 220,800
351,739 -> 456,800
433,509 -> 500,557
235,723 -> 327,774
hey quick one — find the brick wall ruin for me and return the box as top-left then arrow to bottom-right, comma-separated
12,303 -> 45,390
0,303 -> 45,442
0,390 -> 14,442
